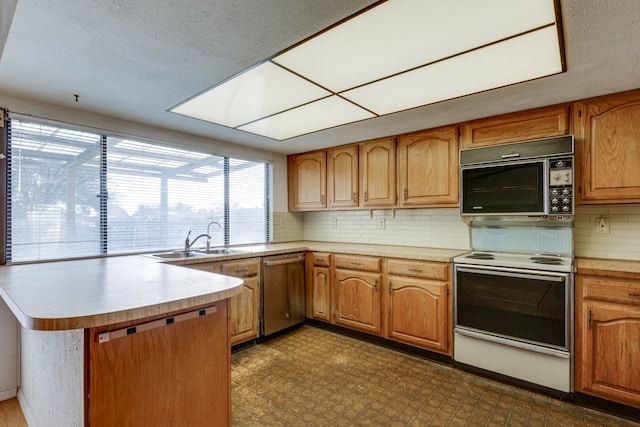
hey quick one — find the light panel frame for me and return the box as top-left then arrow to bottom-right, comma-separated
169,0 -> 565,141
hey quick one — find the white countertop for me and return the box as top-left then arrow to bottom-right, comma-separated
0,255 -> 243,331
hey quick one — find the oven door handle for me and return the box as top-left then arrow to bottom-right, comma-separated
455,267 -> 566,282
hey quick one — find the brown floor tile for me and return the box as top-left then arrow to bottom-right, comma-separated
231,325 -> 640,426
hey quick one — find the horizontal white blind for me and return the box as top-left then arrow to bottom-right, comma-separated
9,120 -> 102,261
6,117 -> 271,262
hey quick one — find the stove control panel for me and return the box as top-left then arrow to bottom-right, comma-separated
549,157 -> 573,214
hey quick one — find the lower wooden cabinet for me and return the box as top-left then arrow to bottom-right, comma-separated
185,258 -> 260,346
308,251 -> 452,355
386,259 -> 450,354
576,272 -> 640,408
334,269 -> 381,334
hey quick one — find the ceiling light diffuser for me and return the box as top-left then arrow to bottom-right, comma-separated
169,0 -> 564,140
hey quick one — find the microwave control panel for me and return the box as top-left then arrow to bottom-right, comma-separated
549,157 -> 573,214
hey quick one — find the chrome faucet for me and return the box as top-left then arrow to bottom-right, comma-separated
206,221 -> 222,251
184,230 -> 211,253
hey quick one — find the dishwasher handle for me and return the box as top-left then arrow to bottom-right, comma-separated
263,254 -> 305,267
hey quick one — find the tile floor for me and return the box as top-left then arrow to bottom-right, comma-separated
231,325 -> 640,426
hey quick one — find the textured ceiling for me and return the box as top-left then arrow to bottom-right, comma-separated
1,0 -> 640,155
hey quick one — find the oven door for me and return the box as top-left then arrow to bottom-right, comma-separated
460,159 -> 548,216
454,264 -> 571,352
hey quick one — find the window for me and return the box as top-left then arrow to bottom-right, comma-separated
6,118 -> 271,262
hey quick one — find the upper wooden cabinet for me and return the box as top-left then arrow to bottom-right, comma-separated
397,126 -> 459,207
575,90 -> 640,204
288,151 -> 326,211
360,137 -> 396,207
460,104 -> 571,149
327,145 -> 358,209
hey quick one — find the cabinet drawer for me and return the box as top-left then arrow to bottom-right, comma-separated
581,275 -> 640,305
387,259 -> 449,281
222,259 -> 260,278
312,252 -> 331,267
334,254 -> 381,272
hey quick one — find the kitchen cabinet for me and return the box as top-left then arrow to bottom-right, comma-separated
333,254 -> 382,334
575,272 -> 640,408
88,301 -> 230,426
397,126 -> 459,207
575,90 -> 640,204
460,104 -> 571,149
386,259 -> 451,354
308,252 -> 332,321
327,145 -> 359,209
360,137 -> 396,207
288,151 -> 326,211
187,258 -> 261,345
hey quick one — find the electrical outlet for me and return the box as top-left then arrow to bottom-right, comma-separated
330,218 -> 338,229
377,218 -> 385,229
596,218 -> 610,234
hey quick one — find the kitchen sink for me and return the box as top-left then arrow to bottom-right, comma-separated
151,251 -> 206,259
194,248 -> 244,255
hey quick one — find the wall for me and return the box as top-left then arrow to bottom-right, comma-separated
302,208 -> 470,249
0,299 -> 17,401
574,204 -> 640,261
299,205 -> 640,261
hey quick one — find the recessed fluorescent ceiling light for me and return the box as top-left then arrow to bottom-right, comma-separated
170,0 -> 564,141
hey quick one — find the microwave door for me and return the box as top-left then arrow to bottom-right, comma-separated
461,161 -> 546,215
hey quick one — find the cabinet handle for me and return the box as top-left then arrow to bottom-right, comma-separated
321,195 -> 325,204
629,293 -> 640,298
374,280 -> 378,291
352,192 -> 356,202
408,268 -> 422,273
324,273 -> 327,286
588,309 -> 592,330
404,188 -> 408,200
350,262 -> 362,266
364,191 -> 368,202
389,284 -> 392,294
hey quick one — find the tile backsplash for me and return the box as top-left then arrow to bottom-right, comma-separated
574,204 -> 640,261
301,208 -> 470,249
273,204 -> 640,261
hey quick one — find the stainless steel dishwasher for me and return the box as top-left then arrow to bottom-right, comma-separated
261,252 -> 306,336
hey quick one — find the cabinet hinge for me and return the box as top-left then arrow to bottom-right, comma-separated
578,109 -> 582,118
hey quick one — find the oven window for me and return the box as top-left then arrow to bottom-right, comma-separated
462,162 -> 544,214
456,269 -> 567,348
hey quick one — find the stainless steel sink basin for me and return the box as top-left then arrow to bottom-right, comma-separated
151,251 -> 205,259
194,248 -> 243,255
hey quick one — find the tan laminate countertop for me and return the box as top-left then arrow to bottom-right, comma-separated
0,241 -> 467,332
576,257 -> 640,278
0,255 -> 243,331
167,241 -> 467,266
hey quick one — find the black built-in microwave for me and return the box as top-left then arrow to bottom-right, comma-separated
460,136 -> 574,217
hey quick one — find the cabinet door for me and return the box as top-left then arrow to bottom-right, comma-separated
388,276 -> 449,354
311,266 -> 331,321
576,301 -> 640,408
89,301 -> 230,426
397,126 -> 459,207
327,145 -> 358,209
288,151 -> 326,211
360,138 -> 396,207
575,91 -> 640,204
334,270 -> 381,334
460,104 -> 571,149
222,259 -> 260,345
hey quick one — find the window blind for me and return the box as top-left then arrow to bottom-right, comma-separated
5,117 -> 271,262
